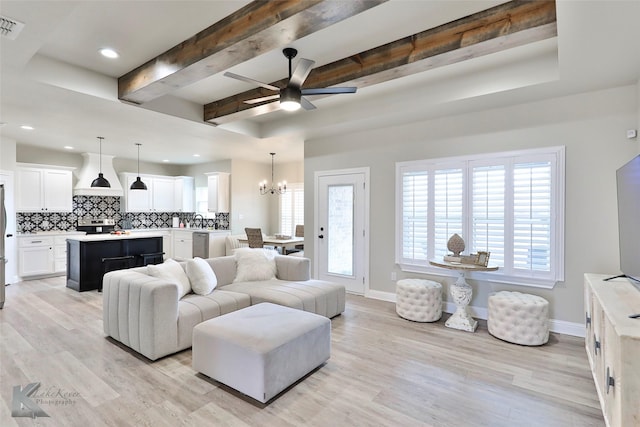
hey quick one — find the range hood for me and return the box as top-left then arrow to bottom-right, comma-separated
74,152 -> 123,196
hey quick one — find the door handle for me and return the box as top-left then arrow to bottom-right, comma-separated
318,234 -> 324,239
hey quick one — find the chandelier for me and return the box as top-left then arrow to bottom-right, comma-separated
259,153 -> 287,195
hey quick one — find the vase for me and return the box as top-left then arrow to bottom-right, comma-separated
447,233 -> 465,256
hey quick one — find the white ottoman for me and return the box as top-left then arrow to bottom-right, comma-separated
396,279 -> 442,322
488,291 -> 549,346
192,303 -> 330,403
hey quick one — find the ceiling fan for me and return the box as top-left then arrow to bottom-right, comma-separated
223,48 -> 357,112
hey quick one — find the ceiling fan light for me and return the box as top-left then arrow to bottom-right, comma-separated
280,86 -> 301,111
280,100 -> 301,111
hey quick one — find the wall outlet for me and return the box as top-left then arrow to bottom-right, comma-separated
627,129 -> 638,139
391,271 -> 397,281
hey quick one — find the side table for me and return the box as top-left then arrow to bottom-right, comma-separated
429,259 -> 498,332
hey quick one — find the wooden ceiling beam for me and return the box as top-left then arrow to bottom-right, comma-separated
118,0 -> 387,104
204,0 -> 557,125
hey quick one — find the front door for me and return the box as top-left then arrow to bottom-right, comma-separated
315,169 -> 369,295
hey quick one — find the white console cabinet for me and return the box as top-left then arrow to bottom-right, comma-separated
16,164 -> 73,212
584,274 -> 640,427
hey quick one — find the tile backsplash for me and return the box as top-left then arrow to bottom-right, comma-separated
17,196 -> 229,233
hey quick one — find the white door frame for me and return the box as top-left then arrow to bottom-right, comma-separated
314,167 -> 370,295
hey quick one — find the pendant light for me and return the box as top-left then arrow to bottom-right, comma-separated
130,143 -> 147,190
91,136 -> 111,188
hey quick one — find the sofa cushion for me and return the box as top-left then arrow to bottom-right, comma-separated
233,248 -> 277,283
220,279 -> 346,318
186,257 -> 217,295
148,259 -> 191,298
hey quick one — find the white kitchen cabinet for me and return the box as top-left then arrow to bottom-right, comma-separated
206,172 -> 230,213
121,173 -> 194,213
174,176 -> 194,212
16,165 -> 73,212
18,236 -> 55,277
54,235 -> 68,273
18,233 -> 83,278
172,230 -> 193,260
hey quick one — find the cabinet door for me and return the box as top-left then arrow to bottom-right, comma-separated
19,246 -> 54,276
124,174 -> 152,212
44,169 -> 72,212
174,177 -> 194,212
16,168 -> 44,211
152,177 -> 175,212
207,173 -> 230,213
173,232 -> 193,260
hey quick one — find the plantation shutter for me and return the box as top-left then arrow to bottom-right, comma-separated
513,161 -> 552,272
472,164 -> 505,266
434,168 -> 463,259
401,171 -> 429,260
279,183 -> 304,236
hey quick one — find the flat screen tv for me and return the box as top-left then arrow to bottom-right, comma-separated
615,154 -> 640,284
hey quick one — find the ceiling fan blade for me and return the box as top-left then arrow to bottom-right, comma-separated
302,87 -> 357,95
300,97 -> 316,110
288,58 -> 315,88
224,72 -> 280,92
244,94 -> 280,105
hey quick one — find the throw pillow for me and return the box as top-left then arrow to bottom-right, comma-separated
233,248 -> 277,282
186,257 -> 218,295
148,258 -> 191,298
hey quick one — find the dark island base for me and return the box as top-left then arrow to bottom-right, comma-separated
66,236 -> 163,292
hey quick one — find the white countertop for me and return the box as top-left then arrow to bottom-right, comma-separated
66,232 -> 167,242
17,231 -> 86,237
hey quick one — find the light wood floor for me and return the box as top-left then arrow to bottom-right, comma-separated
1,276 -> 604,427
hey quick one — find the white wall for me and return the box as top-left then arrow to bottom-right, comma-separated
304,84 -> 639,324
0,137 -> 17,171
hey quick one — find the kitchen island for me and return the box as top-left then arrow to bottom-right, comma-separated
66,233 -> 164,292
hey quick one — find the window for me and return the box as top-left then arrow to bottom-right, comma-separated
279,182 -> 304,236
396,147 -> 564,288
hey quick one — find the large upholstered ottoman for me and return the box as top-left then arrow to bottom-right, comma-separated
192,302 -> 331,403
488,291 -> 549,345
396,278 -> 443,322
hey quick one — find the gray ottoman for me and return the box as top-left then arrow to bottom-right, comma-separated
192,303 -> 331,403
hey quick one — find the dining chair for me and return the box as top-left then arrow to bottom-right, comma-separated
286,225 -> 305,255
244,228 -> 265,248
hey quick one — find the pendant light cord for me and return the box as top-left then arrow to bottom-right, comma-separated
98,136 -> 104,173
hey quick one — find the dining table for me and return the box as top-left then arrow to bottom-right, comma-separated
238,235 -> 304,254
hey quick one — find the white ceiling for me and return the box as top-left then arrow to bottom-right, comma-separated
1,1 -> 639,165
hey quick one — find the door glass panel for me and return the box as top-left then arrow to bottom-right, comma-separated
327,184 -> 354,276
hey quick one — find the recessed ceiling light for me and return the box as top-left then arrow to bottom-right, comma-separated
193,154 -> 200,157
99,48 -> 119,59
64,146 -> 74,150
20,125 -> 34,130
162,159 -> 169,162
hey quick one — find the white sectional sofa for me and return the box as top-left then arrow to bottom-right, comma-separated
102,254 -> 345,361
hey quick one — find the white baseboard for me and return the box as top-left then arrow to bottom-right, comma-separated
364,290 -> 585,338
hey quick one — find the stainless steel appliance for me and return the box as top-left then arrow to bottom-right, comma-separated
1,184 -> 6,308
77,218 -> 116,234
192,232 -> 209,258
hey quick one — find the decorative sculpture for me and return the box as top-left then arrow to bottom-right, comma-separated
447,233 -> 465,256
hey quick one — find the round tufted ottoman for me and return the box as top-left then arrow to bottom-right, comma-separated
396,279 -> 442,322
488,291 -> 549,345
